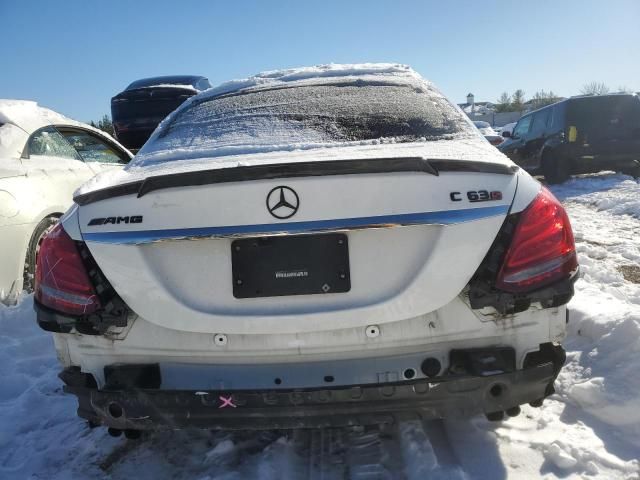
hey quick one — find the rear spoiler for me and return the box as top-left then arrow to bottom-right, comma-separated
74,157 -> 517,206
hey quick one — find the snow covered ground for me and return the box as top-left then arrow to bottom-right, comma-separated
1,172 -> 639,479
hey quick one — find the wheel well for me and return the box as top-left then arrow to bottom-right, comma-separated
542,148 -> 570,168
29,213 -> 62,246
23,213 -> 64,282
540,149 -> 556,171
30,214 -> 62,239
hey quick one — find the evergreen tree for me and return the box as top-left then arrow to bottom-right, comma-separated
512,89 -> 526,111
90,114 -> 114,136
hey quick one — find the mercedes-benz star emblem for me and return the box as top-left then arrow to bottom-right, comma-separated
266,186 -> 299,219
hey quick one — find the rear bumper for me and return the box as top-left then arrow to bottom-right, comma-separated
60,344 -> 565,430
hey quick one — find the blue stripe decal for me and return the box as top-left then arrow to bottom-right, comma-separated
82,205 -> 509,245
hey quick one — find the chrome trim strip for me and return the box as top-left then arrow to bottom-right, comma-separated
82,205 -> 509,245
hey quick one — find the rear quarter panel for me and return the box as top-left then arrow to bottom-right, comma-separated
0,162 -> 85,298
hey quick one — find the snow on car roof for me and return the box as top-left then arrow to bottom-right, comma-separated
0,99 -> 111,136
202,63 -> 423,98
125,75 -> 206,90
133,84 -> 198,91
0,99 -> 129,160
0,99 -> 72,134
0,100 -> 72,158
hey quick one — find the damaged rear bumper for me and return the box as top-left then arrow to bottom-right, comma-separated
60,344 -> 565,430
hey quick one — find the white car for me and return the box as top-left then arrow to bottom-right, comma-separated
473,120 -> 504,146
0,100 -> 132,303
500,121 -> 517,137
34,64 -> 577,435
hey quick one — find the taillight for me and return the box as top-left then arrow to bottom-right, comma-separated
35,224 -> 100,315
496,187 -> 577,293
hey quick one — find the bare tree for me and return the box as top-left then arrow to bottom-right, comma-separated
495,92 -> 512,112
616,85 -> 633,94
512,89 -> 526,111
580,82 -> 610,95
530,90 -> 560,109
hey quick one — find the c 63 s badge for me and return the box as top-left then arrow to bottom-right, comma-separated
450,190 -> 502,202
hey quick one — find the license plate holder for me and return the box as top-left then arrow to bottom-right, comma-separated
231,233 -> 350,298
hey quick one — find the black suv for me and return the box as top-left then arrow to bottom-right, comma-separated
499,94 -> 640,183
111,75 -> 211,151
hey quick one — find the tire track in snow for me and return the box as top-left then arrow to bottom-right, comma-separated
397,420 -> 467,480
87,419 -> 473,479
294,420 -> 469,479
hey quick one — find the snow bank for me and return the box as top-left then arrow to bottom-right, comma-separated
554,173 -> 640,219
0,296 -> 118,479
4,172 -> 640,479
442,174 -> 640,479
550,173 -> 640,463
559,283 -> 640,444
544,441 -> 579,470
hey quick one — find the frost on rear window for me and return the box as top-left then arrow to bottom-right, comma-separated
135,82 -> 469,165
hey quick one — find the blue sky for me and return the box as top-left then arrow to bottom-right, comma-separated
2,0 -> 638,122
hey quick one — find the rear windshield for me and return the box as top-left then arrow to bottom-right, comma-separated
126,76 -> 204,90
136,82 -> 469,163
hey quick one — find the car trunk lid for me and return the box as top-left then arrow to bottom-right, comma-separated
77,151 -> 518,335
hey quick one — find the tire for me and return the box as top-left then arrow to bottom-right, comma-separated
542,153 -> 570,184
23,216 -> 59,293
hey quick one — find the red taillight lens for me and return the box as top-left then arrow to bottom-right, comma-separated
496,187 -> 577,293
35,224 -> 100,315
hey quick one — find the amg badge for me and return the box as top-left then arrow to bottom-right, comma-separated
88,215 -> 143,226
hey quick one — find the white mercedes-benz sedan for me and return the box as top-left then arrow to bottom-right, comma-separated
34,64 -> 577,436
0,100 -> 132,303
